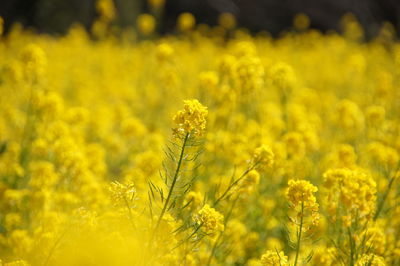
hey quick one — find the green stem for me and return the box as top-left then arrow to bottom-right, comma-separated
213,161 -> 258,207
124,196 -> 136,230
374,175 -> 396,220
171,222 -> 203,251
206,231 -> 222,266
348,227 -> 355,266
20,87 -> 36,172
294,201 -> 304,266
155,133 -> 189,230
43,226 -> 69,266
207,196 -> 238,265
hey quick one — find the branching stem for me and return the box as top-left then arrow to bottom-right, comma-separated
294,201 -> 304,266
155,133 -> 189,230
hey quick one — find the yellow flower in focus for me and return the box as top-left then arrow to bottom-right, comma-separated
286,179 -> 319,226
194,204 -> 224,234
173,99 -> 208,137
286,179 -> 318,208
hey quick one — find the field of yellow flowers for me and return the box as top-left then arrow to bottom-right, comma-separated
0,3 -> 399,266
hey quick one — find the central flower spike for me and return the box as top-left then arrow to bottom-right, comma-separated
173,99 -> 208,137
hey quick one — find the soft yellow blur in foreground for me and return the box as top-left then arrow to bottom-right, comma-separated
0,13 -> 399,266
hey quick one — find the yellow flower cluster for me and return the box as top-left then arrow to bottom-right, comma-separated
173,99 -> 208,137
286,179 -> 319,227
260,250 -> 289,266
108,181 -> 136,208
194,204 -> 224,234
355,254 -> 386,266
253,145 -> 274,170
0,9 -> 399,266
96,0 -> 116,22
286,180 -> 318,209
323,168 -> 377,224
20,44 -> 47,81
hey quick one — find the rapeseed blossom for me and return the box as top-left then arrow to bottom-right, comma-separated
260,250 -> 289,266
194,204 -> 224,234
173,99 -> 208,137
0,8 -> 398,266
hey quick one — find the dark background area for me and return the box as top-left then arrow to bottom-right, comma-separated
0,0 -> 400,38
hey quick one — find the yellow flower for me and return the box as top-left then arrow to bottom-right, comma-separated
20,44 -> 47,81
109,181 -> 136,208
323,168 -> 377,223
29,161 -> 59,189
0,16 -> 3,36
293,13 -> 310,30
156,43 -> 174,62
137,14 -> 156,35
148,0 -> 165,9
121,117 -> 147,138
234,55 -> 265,94
194,204 -> 224,234
184,191 -> 203,209
199,71 -> 219,89
173,99 -> 208,137
260,250 -> 289,266
236,169 -> 261,197
286,179 -> 318,207
283,131 -> 306,158
268,62 -> 297,92
177,12 -> 195,32
253,145 -> 274,170
286,179 -> 319,226
218,13 -> 236,30
355,254 -> 386,266
366,105 -> 385,126
96,0 -> 116,21
4,260 -> 31,266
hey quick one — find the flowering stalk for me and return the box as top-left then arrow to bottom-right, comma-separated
286,179 -> 319,266
347,227 -> 355,266
206,197 -> 237,266
155,132 -> 189,230
294,201 -> 304,266
374,169 -> 398,220
19,44 -> 46,171
213,163 -> 257,206
213,145 -> 274,206
207,231 -> 223,266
